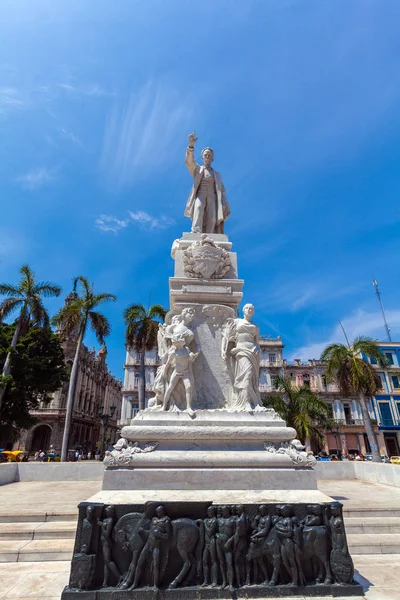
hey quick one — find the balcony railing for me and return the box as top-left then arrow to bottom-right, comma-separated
259,360 -> 283,368
379,419 -> 399,427
331,418 -> 364,426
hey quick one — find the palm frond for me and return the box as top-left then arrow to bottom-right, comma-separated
19,264 -> 35,292
29,297 -> 50,328
74,276 -> 92,297
52,302 -> 83,338
89,293 -> 117,312
148,304 -> 167,320
33,282 -> 62,298
0,284 -> 22,298
123,304 -> 147,324
88,311 -> 111,346
0,298 -> 23,321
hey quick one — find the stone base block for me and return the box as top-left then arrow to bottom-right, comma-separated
102,467 -> 317,491
62,584 -> 364,599
61,498 -> 362,600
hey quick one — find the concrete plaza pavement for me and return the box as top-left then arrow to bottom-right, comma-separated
0,478 -> 399,599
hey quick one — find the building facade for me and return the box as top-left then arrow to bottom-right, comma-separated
362,342 -> 400,457
16,336 -> 122,456
121,334 -> 395,457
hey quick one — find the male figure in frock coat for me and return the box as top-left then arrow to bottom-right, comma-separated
184,132 -> 231,233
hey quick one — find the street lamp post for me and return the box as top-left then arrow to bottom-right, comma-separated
98,404 -> 117,459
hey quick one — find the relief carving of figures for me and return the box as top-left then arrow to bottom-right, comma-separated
98,506 -> 122,588
81,505 -> 95,554
67,501 -> 360,593
247,505 -> 272,585
221,303 -> 265,411
132,505 -> 172,591
201,506 -> 219,588
300,505 -> 332,585
147,308 -> 199,413
69,505 -> 96,590
183,234 -> 231,279
184,132 -> 230,234
215,505 -> 236,591
271,504 -> 304,586
264,439 -> 316,467
327,502 -> 354,584
116,505 -> 202,591
233,505 -> 251,588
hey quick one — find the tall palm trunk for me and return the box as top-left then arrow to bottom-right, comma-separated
61,325 -> 85,461
358,392 -> 381,463
138,340 -> 146,412
0,314 -> 24,410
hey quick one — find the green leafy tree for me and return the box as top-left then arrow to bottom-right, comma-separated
123,304 -> 167,411
0,323 -> 67,445
263,376 -> 332,448
321,336 -> 387,463
0,264 -> 61,409
52,277 -> 116,461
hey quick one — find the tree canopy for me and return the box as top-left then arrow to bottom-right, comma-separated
0,322 -> 67,444
263,376 -> 332,447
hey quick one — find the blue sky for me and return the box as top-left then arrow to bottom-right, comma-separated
2,0 -> 400,380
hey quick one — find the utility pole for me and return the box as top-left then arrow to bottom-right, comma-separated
372,279 -> 392,342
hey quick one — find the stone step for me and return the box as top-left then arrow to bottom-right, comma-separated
348,533 -> 400,554
0,538 -> 74,562
345,516 -> 400,534
0,509 -> 76,523
0,520 -> 77,540
344,506 -> 400,518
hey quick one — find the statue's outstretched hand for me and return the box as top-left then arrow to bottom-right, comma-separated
188,131 -> 198,147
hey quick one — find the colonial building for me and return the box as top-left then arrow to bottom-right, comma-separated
362,342 -> 400,457
16,296 -> 122,455
121,334 -> 394,457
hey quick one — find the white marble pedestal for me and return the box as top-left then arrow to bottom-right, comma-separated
102,410 -> 318,491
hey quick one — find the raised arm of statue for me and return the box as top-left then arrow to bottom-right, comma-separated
185,131 -> 200,178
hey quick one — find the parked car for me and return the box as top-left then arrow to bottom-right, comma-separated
364,454 -> 390,462
390,456 -> 400,465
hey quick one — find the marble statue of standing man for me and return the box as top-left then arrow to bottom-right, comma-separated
184,132 -> 230,234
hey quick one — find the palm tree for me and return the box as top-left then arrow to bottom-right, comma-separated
52,277 -> 116,461
123,303 -> 167,411
321,336 -> 387,463
263,376 -> 332,449
0,264 -> 61,410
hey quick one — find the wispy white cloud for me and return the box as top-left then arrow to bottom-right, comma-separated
0,87 -> 25,115
100,80 -> 196,187
255,277 -> 362,314
128,211 -> 175,230
289,308 -> 400,361
56,82 -> 110,97
95,211 -> 175,234
15,167 -> 57,191
95,215 -> 129,234
58,127 -> 82,146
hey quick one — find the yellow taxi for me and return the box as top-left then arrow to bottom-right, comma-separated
389,456 -> 400,464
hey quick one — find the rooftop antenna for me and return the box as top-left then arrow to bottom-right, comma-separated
372,279 -> 392,342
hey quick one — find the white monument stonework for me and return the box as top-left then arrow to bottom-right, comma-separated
63,134 -> 362,600
102,133 -> 319,493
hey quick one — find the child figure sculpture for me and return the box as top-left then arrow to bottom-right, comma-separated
162,334 -> 199,416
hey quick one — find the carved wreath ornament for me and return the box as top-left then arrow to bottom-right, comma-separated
183,235 -> 231,279
264,439 -> 316,467
103,438 -> 158,467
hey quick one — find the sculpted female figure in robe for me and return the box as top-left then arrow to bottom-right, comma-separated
222,304 -> 264,411
184,132 -> 230,234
